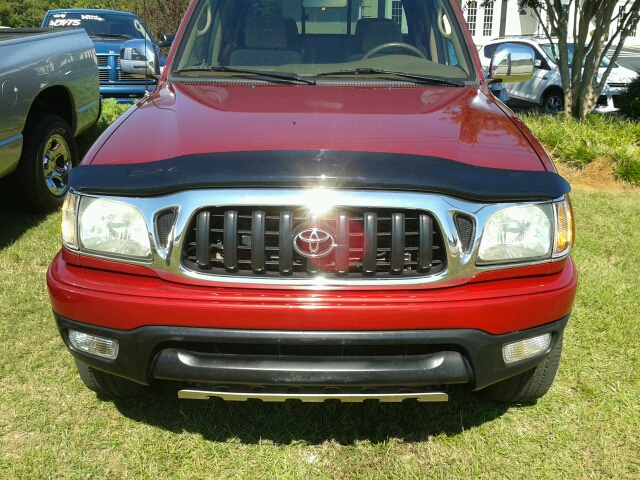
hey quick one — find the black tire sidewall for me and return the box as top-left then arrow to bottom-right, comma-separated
542,90 -> 564,114
19,114 -> 78,213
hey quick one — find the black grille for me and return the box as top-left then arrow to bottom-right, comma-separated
118,71 -> 146,81
454,214 -> 475,253
597,95 -> 608,106
181,207 -> 446,279
97,55 -> 146,82
155,210 -> 176,249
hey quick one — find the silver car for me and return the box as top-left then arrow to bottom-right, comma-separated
479,36 -> 638,114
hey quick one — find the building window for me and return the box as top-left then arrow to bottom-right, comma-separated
466,1 -> 477,36
392,0 -> 403,27
483,2 -> 494,37
619,6 -> 639,37
618,6 -> 625,31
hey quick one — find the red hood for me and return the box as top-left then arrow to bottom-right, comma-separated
88,83 -> 550,171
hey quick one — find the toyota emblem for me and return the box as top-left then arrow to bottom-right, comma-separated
293,227 -> 336,258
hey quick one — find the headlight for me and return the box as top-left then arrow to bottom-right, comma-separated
477,204 -> 553,264
64,195 -> 152,260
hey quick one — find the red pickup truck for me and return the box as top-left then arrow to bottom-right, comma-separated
47,0 -> 577,404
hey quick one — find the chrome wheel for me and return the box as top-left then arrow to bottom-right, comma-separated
42,133 -> 71,197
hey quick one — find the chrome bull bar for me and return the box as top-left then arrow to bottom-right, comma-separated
178,386 -> 448,402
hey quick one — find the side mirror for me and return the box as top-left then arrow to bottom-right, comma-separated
488,43 -> 535,84
120,39 -> 160,77
158,34 -> 175,49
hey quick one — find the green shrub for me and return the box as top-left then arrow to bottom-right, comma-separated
521,112 -> 640,184
616,155 -> 640,185
618,71 -> 640,120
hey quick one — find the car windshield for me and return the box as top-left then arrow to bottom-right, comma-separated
172,0 -> 475,82
540,43 -> 611,68
46,12 -> 153,42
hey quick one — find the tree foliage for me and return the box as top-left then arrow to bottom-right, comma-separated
516,0 -> 640,118
129,0 -> 190,37
618,71 -> 640,120
0,0 -> 189,38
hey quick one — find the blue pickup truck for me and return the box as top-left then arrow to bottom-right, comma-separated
42,9 -> 170,102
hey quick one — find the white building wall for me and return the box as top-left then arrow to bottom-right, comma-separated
610,1 -> 640,45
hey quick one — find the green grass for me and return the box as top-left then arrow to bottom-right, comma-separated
1,187 -> 639,478
521,113 -> 640,184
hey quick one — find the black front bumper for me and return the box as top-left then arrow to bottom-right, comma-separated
54,313 -> 569,391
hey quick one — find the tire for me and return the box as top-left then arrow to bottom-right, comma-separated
477,335 -> 563,404
18,114 -> 78,213
541,90 -> 564,115
75,360 -> 152,398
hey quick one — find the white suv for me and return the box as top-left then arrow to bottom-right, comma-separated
479,36 -> 638,114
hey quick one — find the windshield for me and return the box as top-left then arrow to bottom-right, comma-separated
172,0 -> 475,82
540,43 -> 612,68
46,12 -> 153,41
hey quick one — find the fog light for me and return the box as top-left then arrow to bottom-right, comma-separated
68,331 -> 119,359
503,333 -> 551,364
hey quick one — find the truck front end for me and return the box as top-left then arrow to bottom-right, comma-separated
47,0 -> 577,404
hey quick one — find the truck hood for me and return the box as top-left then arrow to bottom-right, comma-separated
600,64 -> 638,85
88,83 -> 548,171
90,37 -> 128,54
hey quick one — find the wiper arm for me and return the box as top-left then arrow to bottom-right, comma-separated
315,68 -> 465,86
175,66 -> 316,85
92,33 -> 134,39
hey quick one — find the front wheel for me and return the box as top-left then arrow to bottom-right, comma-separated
18,114 -> 78,213
541,90 -> 564,115
477,335 -> 563,404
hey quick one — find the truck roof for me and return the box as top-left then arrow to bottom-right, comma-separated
45,9 -> 140,18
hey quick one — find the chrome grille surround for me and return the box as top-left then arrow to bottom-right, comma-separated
96,54 -> 147,82
68,188 -> 564,289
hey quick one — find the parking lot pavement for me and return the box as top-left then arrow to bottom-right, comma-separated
609,45 -> 640,71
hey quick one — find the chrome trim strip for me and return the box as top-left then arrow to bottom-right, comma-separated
0,133 -> 22,148
69,188 -> 565,289
77,99 -> 100,114
178,388 -> 448,403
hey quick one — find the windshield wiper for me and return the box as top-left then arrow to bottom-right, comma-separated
92,33 -> 134,39
175,66 -> 316,85
315,68 -> 465,86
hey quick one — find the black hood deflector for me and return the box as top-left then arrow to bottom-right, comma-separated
70,150 -> 570,202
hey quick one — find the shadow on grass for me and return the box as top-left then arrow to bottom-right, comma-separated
109,385 -> 511,445
0,177 -> 50,250
0,127 -> 100,250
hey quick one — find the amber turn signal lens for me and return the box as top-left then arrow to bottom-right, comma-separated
553,196 -> 574,258
61,193 -> 79,250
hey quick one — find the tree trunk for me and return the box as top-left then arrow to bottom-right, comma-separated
521,0 -> 640,120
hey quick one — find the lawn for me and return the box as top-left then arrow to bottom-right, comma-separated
522,113 -> 640,185
0,181 -> 639,478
